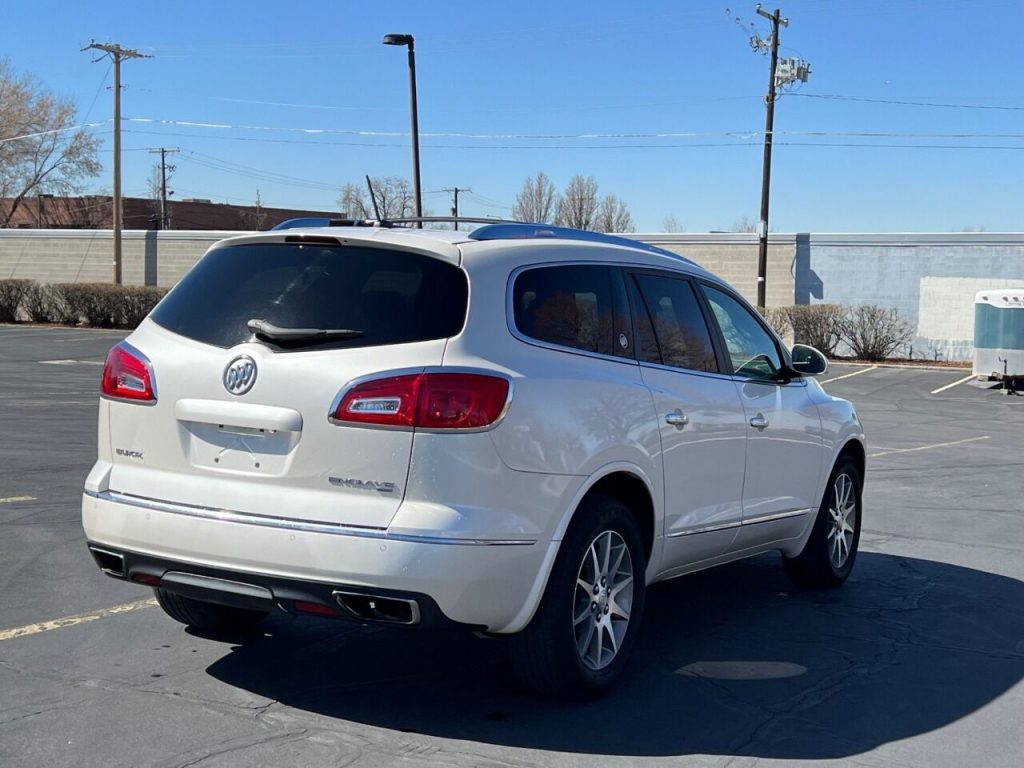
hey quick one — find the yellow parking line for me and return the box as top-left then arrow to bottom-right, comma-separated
0,598 -> 158,642
820,365 -> 878,384
870,435 -> 990,458
930,373 -> 977,395
0,495 -> 36,504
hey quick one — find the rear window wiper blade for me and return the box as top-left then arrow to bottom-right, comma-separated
247,319 -> 364,341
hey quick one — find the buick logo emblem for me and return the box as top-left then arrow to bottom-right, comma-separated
223,356 -> 257,395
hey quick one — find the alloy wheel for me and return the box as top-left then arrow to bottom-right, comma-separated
827,472 -> 857,568
573,530 -> 634,670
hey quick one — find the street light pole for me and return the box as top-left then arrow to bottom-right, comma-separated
383,33 -> 422,227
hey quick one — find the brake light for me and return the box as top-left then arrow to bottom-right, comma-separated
333,373 -> 509,430
101,343 -> 156,403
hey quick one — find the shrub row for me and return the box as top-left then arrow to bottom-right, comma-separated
0,279 -> 167,329
761,303 -> 914,362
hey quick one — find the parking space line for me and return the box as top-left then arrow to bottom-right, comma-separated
0,598 -> 158,642
820,365 -> 878,384
0,495 -> 36,504
870,435 -> 991,458
930,373 -> 977,395
39,359 -> 104,366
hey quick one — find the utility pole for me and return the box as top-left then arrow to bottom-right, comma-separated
444,187 -> 470,230
148,147 -> 178,230
84,41 -> 149,284
754,5 -> 787,309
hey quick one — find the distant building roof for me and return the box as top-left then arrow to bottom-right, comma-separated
0,195 -> 340,231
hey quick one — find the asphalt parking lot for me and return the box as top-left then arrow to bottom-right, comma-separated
1,325 -> 1022,768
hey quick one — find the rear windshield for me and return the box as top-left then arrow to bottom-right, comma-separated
150,243 -> 468,349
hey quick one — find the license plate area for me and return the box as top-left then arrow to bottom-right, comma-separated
184,422 -> 299,475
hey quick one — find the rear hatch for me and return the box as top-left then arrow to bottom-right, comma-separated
104,236 -> 467,529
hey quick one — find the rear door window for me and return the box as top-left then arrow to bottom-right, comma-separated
150,243 -> 468,349
512,265 -> 626,357
630,273 -> 718,373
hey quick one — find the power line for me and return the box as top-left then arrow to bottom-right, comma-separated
791,93 -> 1024,112
119,117 -> 1024,142
123,130 -> 1024,151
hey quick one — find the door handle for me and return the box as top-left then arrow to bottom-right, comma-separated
665,409 -> 689,429
749,413 -> 769,431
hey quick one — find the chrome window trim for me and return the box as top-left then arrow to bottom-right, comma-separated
327,366 -> 515,433
86,489 -> 536,546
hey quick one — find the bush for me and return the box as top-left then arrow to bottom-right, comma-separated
758,306 -> 792,339
839,304 -> 913,361
20,282 -> 53,322
119,286 -> 167,327
786,304 -> 844,356
52,283 -> 167,328
9,281 -> 167,328
0,279 -> 32,322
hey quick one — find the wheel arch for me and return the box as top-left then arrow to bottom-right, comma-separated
837,437 -> 866,480
496,464 -> 660,635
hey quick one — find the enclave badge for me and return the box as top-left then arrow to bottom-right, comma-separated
223,355 -> 257,395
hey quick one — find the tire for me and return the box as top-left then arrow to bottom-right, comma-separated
510,493 -> 647,699
783,456 -> 862,588
154,588 -> 267,633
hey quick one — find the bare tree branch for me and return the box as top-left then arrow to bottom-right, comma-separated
556,175 -> 599,230
512,171 -> 558,223
595,194 -> 634,233
0,60 -> 102,227
338,176 -> 418,220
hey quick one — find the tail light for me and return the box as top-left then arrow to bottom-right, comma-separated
332,372 -> 510,430
101,343 -> 156,403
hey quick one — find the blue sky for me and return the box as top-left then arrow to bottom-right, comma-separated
5,0 -> 1022,231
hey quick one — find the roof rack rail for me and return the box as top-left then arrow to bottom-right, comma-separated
467,223 -> 697,264
271,217 -> 383,230
271,215 -> 519,231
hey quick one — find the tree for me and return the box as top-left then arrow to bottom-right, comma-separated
555,175 -> 599,230
512,171 -> 558,223
0,59 -> 102,227
732,215 -> 759,233
338,176 -> 415,220
661,215 -> 684,233
595,194 -> 634,233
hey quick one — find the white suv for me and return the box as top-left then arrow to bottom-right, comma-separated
83,222 -> 864,698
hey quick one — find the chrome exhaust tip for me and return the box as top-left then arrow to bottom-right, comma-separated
332,590 -> 421,625
88,546 -> 126,578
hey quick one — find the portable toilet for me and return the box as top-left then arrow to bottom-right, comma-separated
973,290 -> 1024,380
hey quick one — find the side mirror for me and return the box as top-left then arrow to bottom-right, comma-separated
791,344 -> 829,376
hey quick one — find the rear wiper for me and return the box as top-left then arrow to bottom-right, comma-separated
247,319 -> 364,342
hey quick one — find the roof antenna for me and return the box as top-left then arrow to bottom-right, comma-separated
365,175 -> 383,222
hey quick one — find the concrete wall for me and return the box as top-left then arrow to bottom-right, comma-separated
628,233 -> 796,309
799,233 -> 1024,360
0,229 -> 798,308
0,229 -> 234,287
5,228 -> 1022,360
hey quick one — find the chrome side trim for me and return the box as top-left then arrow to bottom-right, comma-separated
666,520 -> 740,538
741,508 -> 811,526
665,508 -> 810,538
85,489 -> 536,546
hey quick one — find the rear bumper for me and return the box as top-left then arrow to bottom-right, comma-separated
82,490 -> 557,633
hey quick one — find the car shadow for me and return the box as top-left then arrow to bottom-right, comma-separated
203,552 -> 1024,759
